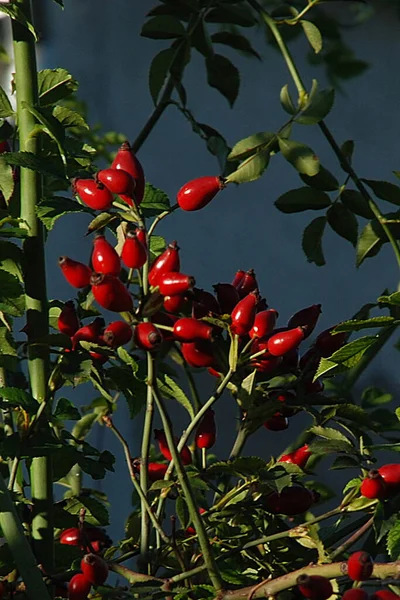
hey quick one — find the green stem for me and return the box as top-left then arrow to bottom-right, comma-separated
152,388 -> 223,592
109,562 -> 163,584
12,1 -> 53,572
228,424 -> 249,460
329,516 -> 374,560
0,473 -> 51,600
147,204 -> 179,238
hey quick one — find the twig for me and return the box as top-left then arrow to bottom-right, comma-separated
330,516 -> 374,560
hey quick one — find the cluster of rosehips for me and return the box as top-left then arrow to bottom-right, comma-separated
360,464 -> 400,500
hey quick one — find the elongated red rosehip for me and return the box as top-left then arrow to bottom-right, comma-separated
154,429 -> 192,465
81,553 -> 108,585
230,290 -> 259,337
96,168 -> 135,197
360,470 -> 387,499
232,269 -> 245,289
72,317 -> 105,351
177,176 -> 224,211
264,414 -> 288,431
265,486 -> 314,516
252,356 -> 282,373
163,294 -> 189,314
111,141 -> 145,205
347,550 -> 374,581
296,574 -> 333,600
59,256 -> 92,288
72,178 -> 113,211
236,269 -> 258,298
267,326 -> 305,357
132,460 -> 168,482
91,273 -> 133,313
249,309 -> 278,339
287,304 -> 322,338
68,574 -> 91,600
103,321 -> 132,348
371,591 -> 400,600
173,317 -> 213,342
60,526 -> 111,551
58,301 -> 80,337
181,340 -> 215,368
315,327 -> 347,357
214,283 -> 240,314
279,445 -> 311,469
121,230 -> 147,269
158,272 -> 195,296
92,235 -> 121,276
342,590 -> 369,600
195,409 -> 216,449
134,322 -> 162,350
148,241 -> 180,287
378,464 -> 400,493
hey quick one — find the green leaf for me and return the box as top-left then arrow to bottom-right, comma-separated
0,87 -> 14,118
211,32 -> 261,60
363,179 -> 400,206
327,202 -> 358,246
0,158 -> 14,202
3,151 -> 65,178
141,16 -> 185,39
330,335 -> 377,365
301,20 -> 322,53
378,291 -> 400,306
176,496 -> 189,529
0,4 -> 38,40
0,387 -> 36,412
0,328 -> 17,372
362,387 -> 393,408
280,84 -> 296,115
387,521 -> 400,559
309,439 -> 354,455
36,197 -> 86,231
22,102 -> 66,165
0,240 -> 24,283
149,235 -> 167,258
296,89 -> 334,125
148,48 -> 175,105
314,357 -> 348,379
54,398 -> 81,421
225,150 -> 269,184
356,221 -> 384,267
341,189 -> 374,219
278,138 -> 320,176
205,5 -> 257,27
302,216 -> 326,266
206,54 -> 240,107
0,269 -> 24,316
331,456 -> 361,470
309,426 -> 352,445
227,132 -> 275,161
149,480 -> 174,491
300,166 -> 339,191
38,69 -> 78,105
141,183 -> 170,217
157,374 -> 194,419
53,106 -> 88,130
275,187 -> 330,213
334,316 -> 396,332
63,496 -> 109,526
236,370 -> 257,410
86,213 -> 116,235
191,19 -> 213,58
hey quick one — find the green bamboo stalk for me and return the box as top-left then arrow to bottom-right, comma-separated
0,473 -> 51,600
12,0 -> 53,571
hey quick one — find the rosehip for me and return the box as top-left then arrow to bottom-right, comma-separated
232,269 -> 245,289
103,321 -> 132,348
68,574 -> 91,600
59,256 -> 92,288
177,176 -> 224,211
264,414 -> 288,431
279,445 -> 311,469
213,283 -> 240,314
111,141 -> 145,205
96,168 -> 135,197
91,273 -> 133,312
315,327 -> 347,357
252,356 -> 282,373
92,235 -> 121,276
371,591 -> 400,600
265,486 -> 315,516
270,390 -> 298,417
342,590 -> 369,600
58,301 -> 80,337
148,241 -> 180,287
360,470 -> 387,500
173,318 -> 213,342
134,322 -> 162,350
132,460 -> 168,482
164,294 -> 190,314
236,268 -> 258,298
121,230 -> 147,269
230,290 -> 259,337
81,553 -> 108,585
72,317 -> 105,351
158,272 -> 195,296
378,463 -> 400,494
296,574 -> 333,600
135,226 -> 147,247
195,409 -> 216,449
60,526 -> 111,551
72,178 -> 113,211
181,340 -> 215,368
249,309 -> 278,339
347,550 -> 374,581
154,429 -> 192,465
287,304 -> 322,338
267,326 -> 305,357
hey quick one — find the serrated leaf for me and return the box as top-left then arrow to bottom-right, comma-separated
302,216 -> 326,266
0,328 -> 17,372
227,132 -> 275,161
341,189 -> 374,219
387,522 -> 400,559
0,387 -> 36,412
308,439 -> 354,455
141,183 -> 170,217
206,54 -> 240,107
330,335 -> 377,365
86,212 -> 116,235
356,221 -> 384,267
296,89 -> 334,125
314,357 -> 349,379
0,157 -> 14,202
309,425 -> 352,444
149,235 -> 166,258
0,269 -> 24,316
362,386 -> 393,408
334,316 -> 396,332
236,369 -> 256,410
157,374 -> 194,419
149,480 -> 174,491
3,151 -> 65,178
378,291 -> 400,306
300,166 -> 339,191
0,87 -> 13,118
331,455 -> 361,470
363,179 -> 400,206
301,20 -> 322,53
54,397 -> 81,421
211,32 -> 261,60
38,68 -> 78,105
280,84 -> 296,115
53,105 -> 88,130
278,138 -> 320,176
63,496 -> 109,526
276,188 -> 330,214
36,197 -> 87,230
148,47 -> 175,105
327,202 -> 358,246
0,4 -> 38,40
225,149 -> 269,184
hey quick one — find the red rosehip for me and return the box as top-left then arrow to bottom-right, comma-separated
360,470 -> 387,500
111,141 -> 145,205
181,340 -> 215,368
121,230 -> 147,269
213,283 -> 240,314
232,269 -> 245,288
135,226 -> 147,248
195,409 -> 216,449
378,463 -> 400,494
134,322 -> 162,351
249,309 -> 279,339
347,550 -> 374,581
81,553 -> 108,585
269,390 -> 298,417
148,241 -> 180,287
279,444 -> 311,469
236,269 -> 258,298
73,178 -> 114,211
342,590 -> 369,600
252,356 -> 282,373
163,294 -> 189,314
230,290 -> 259,337
60,526 -> 111,551
59,256 -> 92,288
315,327 -> 347,357
96,168 -> 135,197
91,273 -> 133,313
264,414 -> 288,431
58,301 -> 80,337
154,429 -> 192,465
132,460 -> 168,482
265,486 -> 314,516
72,317 -> 105,351
173,317 -> 213,343
371,591 -> 400,600
287,304 -> 322,338
92,235 -> 121,276
177,176 -> 224,211
297,574 -> 333,600
103,321 -> 132,348
158,272 -> 195,296
68,574 -> 91,600
267,326 -> 305,357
